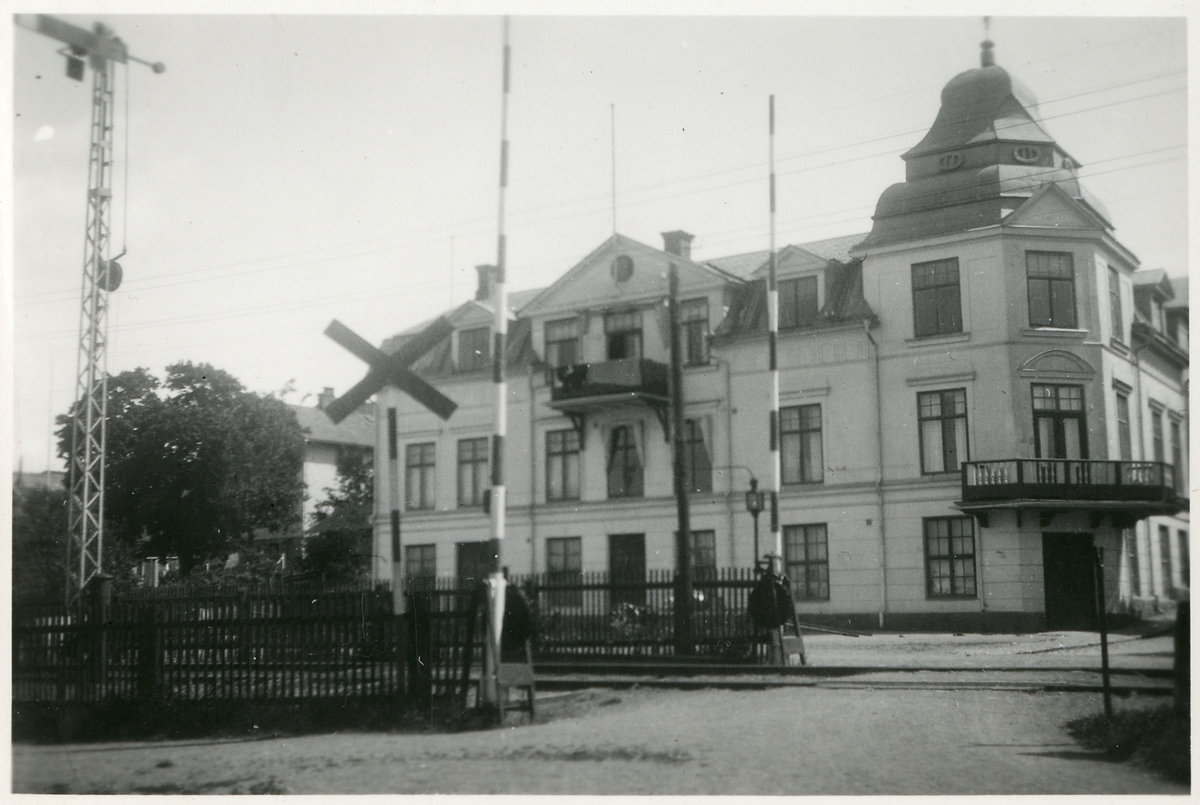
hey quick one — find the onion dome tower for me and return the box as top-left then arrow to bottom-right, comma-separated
858,36 -> 1112,249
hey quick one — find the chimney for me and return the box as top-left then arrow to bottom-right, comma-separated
475,264 -> 497,301
661,230 -> 694,261
317,387 -> 336,410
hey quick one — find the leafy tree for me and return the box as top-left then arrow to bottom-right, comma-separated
12,483 -> 68,603
56,361 -> 306,578
300,445 -> 373,584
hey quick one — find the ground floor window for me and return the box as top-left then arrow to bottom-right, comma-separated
924,517 -> 976,598
405,544 -> 436,592
783,523 -> 829,601
1124,529 -> 1140,598
689,530 -> 717,581
546,536 -> 583,607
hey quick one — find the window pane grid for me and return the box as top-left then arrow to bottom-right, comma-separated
457,437 -> 489,507
784,524 -> 830,600
607,426 -> 643,498
405,442 -> 436,510
1027,252 -> 1076,328
546,428 -> 581,501
918,389 -> 968,474
912,258 -> 962,337
781,404 -> 823,484
779,276 -> 819,329
924,517 -> 976,598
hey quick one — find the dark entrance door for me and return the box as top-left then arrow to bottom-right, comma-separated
1042,533 -> 1097,631
609,533 -> 646,607
456,541 -> 494,586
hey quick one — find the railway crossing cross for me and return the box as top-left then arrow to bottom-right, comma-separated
323,317 -> 458,613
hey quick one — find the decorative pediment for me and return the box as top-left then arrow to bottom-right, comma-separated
1017,349 -> 1096,379
1003,183 -> 1107,232
518,234 -> 730,318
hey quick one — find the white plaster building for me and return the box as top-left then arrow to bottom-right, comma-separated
368,43 -> 1187,631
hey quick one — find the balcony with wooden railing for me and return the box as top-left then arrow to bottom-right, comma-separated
959,458 -> 1186,521
546,358 -> 671,445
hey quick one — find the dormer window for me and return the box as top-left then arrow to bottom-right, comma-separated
779,276 -> 819,329
457,326 -> 490,372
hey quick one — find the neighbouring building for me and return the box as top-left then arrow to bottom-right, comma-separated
369,40 -> 1188,631
254,389 -> 375,569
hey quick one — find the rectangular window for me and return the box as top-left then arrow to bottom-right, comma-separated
1125,529 -> 1140,597
405,442 -> 436,510
1109,267 -> 1124,342
783,524 -> 829,601
1170,419 -> 1183,494
781,404 -> 823,484
679,298 -> 709,365
779,276 -> 819,330
918,389 -> 968,473
1151,409 -> 1164,463
682,418 -> 712,493
605,310 -> 643,360
690,530 -> 717,581
546,429 -> 581,502
458,326 -> 490,372
606,425 -> 643,498
457,541 -> 494,585
912,258 -> 963,337
546,536 -> 583,607
457,437 -> 489,507
405,544 -> 437,592
1179,530 -> 1190,588
1032,384 -> 1087,460
1115,393 -> 1132,461
544,317 -> 579,369
924,517 -> 977,598
1027,251 -> 1077,328
1159,525 -> 1173,596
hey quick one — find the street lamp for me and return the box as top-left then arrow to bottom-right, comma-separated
744,478 -> 766,568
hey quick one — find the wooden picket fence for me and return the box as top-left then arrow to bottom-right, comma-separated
13,567 -> 771,712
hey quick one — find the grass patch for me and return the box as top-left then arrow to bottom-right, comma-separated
1067,704 -> 1190,786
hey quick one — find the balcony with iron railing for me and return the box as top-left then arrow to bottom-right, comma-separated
960,458 -> 1186,516
549,358 -> 669,402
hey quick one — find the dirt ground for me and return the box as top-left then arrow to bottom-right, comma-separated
11,686 -> 1185,795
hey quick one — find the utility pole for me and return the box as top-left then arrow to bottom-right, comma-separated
16,15 -> 165,608
669,263 -> 695,656
766,95 -> 782,561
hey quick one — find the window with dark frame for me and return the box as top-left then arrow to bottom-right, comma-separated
1026,251 -> 1077,328
405,544 -> 437,592
681,418 -> 713,494
405,442 -> 436,510
457,437 -> 489,507
779,276 -> 819,330
1109,266 -> 1124,342
1179,529 -> 1190,588
1032,384 -> 1087,460
458,326 -> 490,372
783,523 -> 829,601
918,389 -> 968,474
912,258 -> 963,337
544,317 -> 579,369
546,428 -> 581,502
546,536 -> 583,607
780,404 -> 823,484
607,425 -> 643,498
1116,393 -> 1132,461
1125,529 -> 1140,598
605,310 -> 643,360
688,530 -> 717,581
1152,408 -> 1165,463
1159,525 -> 1173,595
1171,419 -> 1183,494
924,516 -> 977,598
679,298 -> 710,365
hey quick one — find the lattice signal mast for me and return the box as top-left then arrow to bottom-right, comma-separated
16,15 -> 164,606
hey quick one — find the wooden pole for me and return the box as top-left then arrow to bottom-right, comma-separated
1094,546 -> 1113,719
669,263 -> 694,656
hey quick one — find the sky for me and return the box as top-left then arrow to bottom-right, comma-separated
7,7 -> 1190,475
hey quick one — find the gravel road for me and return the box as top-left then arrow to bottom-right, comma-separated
12,686 -> 1184,795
